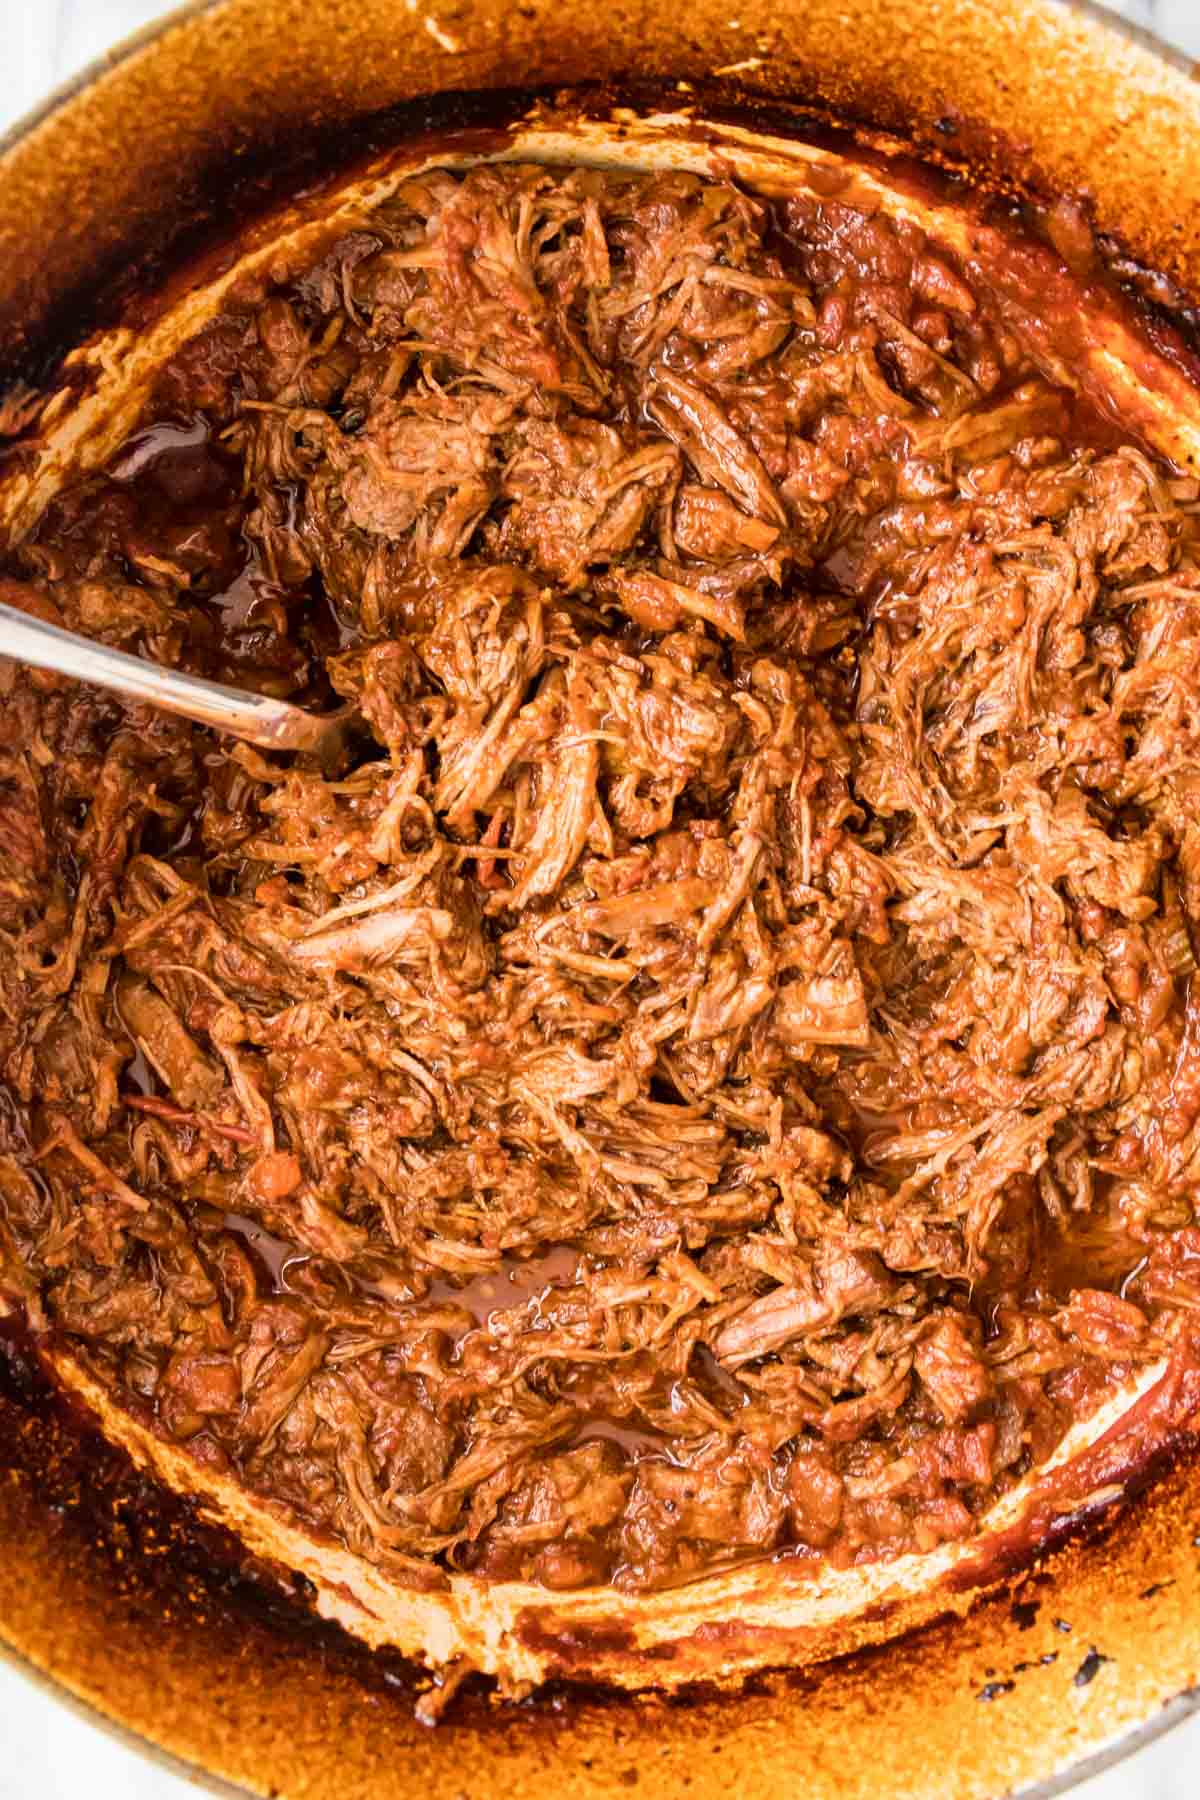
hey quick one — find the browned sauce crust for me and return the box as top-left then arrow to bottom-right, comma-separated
1,162 -> 1199,1609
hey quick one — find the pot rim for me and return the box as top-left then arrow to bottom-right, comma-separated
1,0 -> 1195,173
2,1 -> 1200,1794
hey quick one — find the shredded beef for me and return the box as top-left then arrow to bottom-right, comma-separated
2,162 -> 1200,1592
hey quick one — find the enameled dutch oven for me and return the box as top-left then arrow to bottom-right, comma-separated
1,3 -> 1200,1794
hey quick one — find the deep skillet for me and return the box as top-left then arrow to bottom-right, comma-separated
2,1 -> 1200,1795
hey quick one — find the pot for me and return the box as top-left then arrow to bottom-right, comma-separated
1,2 -> 1200,1793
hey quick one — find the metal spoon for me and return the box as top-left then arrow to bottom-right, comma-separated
0,600 -> 352,766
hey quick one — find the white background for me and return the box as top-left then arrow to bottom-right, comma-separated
1,1 -> 1200,1795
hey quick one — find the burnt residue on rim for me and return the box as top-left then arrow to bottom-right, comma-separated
0,1317 -> 827,1727
0,1324 -> 987,1732
0,1317 -> 482,1719
0,1319 -> 321,1634
639,79 -> 1200,388
0,86 -> 535,395
1,1309 -> 1195,1735
0,1318 -> 731,1718
7,76 -> 1200,424
0,79 -> 801,392
4,1310 -> 1200,1800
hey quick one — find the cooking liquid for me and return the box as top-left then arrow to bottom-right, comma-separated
424,1244 -> 581,1323
574,1417 -> 674,1459
110,417 -> 214,491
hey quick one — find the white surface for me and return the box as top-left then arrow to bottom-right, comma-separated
1,0 -> 1199,1795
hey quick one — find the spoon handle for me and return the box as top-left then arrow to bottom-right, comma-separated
0,601 -> 332,754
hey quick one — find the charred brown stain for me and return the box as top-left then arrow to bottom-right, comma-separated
514,1614 -> 639,1661
0,1320 -> 324,1632
1,1303 -> 1196,1734
5,63 -> 1200,435
943,1337 -> 1200,1597
0,88 -> 535,387
2,1314 -> 1199,1800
